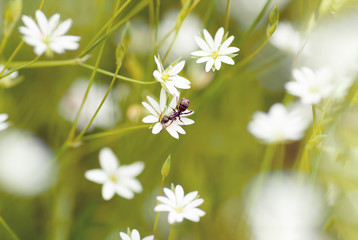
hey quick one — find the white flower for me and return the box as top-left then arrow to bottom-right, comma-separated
153,56 -> 191,96
0,65 -> 19,88
270,21 -> 302,53
19,10 -> 80,56
142,88 -> 194,139
285,67 -> 335,105
0,113 -> 9,131
119,229 -> 153,240
85,148 -> 144,200
247,103 -> 310,144
0,128 -> 58,196
154,184 -> 205,224
58,78 -> 122,130
245,172 -> 328,240
191,27 -> 240,72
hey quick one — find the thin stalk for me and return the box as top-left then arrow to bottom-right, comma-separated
155,0 -> 160,43
66,0 -> 121,144
0,56 -> 40,79
79,0 -> 132,57
78,62 -> 156,85
162,31 -> 178,63
39,0 -> 45,10
74,64 -> 121,141
0,41 -> 24,76
241,0 -> 271,41
153,176 -> 165,233
168,225 -> 174,240
80,124 -> 148,142
0,35 -> 9,55
237,37 -> 270,68
224,0 -> 231,31
0,216 -> 19,240
260,144 -> 276,172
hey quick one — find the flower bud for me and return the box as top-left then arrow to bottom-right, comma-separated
161,154 -> 171,178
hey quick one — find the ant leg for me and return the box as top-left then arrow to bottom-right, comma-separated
181,110 -> 193,115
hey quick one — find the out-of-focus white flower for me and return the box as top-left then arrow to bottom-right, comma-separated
285,67 -> 335,105
119,229 -> 153,240
85,148 -> 144,200
158,11 -> 203,62
58,78 -> 122,130
154,184 -> 205,224
270,21 -> 301,53
192,27 -> 240,72
245,172 -> 328,240
0,128 -> 58,196
0,65 -> 19,88
153,56 -> 191,97
19,10 -> 80,56
0,113 -> 9,131
247,103 -> 310,144
142,88 -> 194,139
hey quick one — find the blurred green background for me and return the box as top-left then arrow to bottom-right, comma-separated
1,0 -> 358,239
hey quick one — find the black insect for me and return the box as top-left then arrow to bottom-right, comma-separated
161,98 -> 193,127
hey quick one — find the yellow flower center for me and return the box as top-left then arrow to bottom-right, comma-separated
110,174 -> 118,183
175,206 -> 183,213
162,73 -> 170,81
212,51 -> 219,59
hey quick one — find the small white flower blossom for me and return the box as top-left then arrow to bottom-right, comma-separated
270,21 -> 302,53
19,10 -> 80,56
0,113 -> 9,131
285,67 -> 335,105
119,229 -> 154,240
191,27 -> 240,72
154,184 -> 205,224
247,103 -> 310,144
85,148 -> 144,200
142,88 -> 194,139
0,65 -> 19,88
153,56 -> 191,97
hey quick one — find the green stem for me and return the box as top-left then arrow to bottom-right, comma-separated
237,37 -> 270,68
4,58 -> 155,85
80,124 -> 148,142
39,0 -> 45,10
0,35 -> 9,56
155,0 -> 160,43
241,0 -> 271,41
153,176 -> 165,234
0,216 -> 19,240
162,31 -> 178,63
74,64 -> 121,141
168,224 -> 174,240
0,56 -> 40,79
260,144 -> 276,172
67,0 -> 121,144
78,62 -> 156,85
0,41 -> 24,76
79,0 -> 132,57
224,0 -> 231,31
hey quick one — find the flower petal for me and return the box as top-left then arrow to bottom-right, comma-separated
194,36 -> 211,52
146,96 -> 160,114
85,169 -> 107,184
168,61 -> 185,75
102,182 -> 116,200
99,148 -> 119,171
203,29 -> 214,49
152,122 -> 163,134
214,27 -> 224,49
205,59 -> 215,72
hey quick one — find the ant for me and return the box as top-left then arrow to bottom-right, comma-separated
161,98 -> 193,127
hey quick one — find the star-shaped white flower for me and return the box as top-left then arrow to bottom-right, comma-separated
85,148 -> 144,200
142,88 -> 194,139
153,55 -> 191,97
119,229 -> 153,240
191,27 -> 240,72
0,65 -> 19,88
154,184 -> 205,224
247,103 -> 310,144
0,113 -> 9,132
285,67 -> 335,105
19,10 -> 80,56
